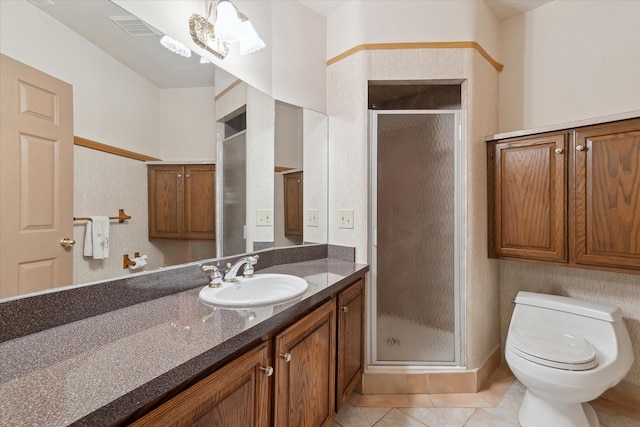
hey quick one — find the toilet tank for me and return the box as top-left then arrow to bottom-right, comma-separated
513,291 -> 622,323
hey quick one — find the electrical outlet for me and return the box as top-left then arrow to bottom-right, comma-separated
256,209 -> 273,226
338,209 -> 354,229
307,209 -> 319,227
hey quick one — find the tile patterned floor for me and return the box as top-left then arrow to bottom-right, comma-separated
333,365 -> 640,427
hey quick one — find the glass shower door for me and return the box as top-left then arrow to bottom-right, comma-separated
371,111 -> 462,365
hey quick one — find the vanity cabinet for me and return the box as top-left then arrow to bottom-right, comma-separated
284,171 -> 303,238
488,118 -> 640,273
131,341 -> 271,426
129,277 -> 366,427
147,164 -> 215,240
274,299 -> 336,426
336,278 -> 365,410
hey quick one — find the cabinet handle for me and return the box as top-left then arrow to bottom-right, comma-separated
576,145 -> 585,151
259,366 -> 274,376
177,174 -> 182,178
279,352 -> 292,362
185,174 -> 190,178
341,306 -> 349,313
555,148 -> 564,154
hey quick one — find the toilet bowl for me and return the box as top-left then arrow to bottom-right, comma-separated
505,291 -> 633,427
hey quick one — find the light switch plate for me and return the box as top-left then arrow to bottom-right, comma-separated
307,209 -> 319,227
338,209 -> 354,229
256,209 -> 273,226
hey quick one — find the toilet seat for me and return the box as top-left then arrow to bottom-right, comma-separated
509,327 -> 598,371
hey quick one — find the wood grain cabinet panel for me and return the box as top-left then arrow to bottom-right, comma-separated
336,279 -> 365,410
572,120 -> 640,270
274,299 -> 336,427
488,117 -> 640,274
488,134 -> 567,261
284,171 -> 303,238
131,342 -> 271,427
148,164 -> 215,240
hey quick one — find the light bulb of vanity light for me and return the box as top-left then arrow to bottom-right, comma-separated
238,20 -> 265,55
160,35 -> 191,57
214,0 -> 242,42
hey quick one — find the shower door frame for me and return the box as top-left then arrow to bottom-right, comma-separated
368,109 -> 466,367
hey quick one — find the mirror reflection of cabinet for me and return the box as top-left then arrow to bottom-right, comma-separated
284,171 -> 303,239
148,164 -> 215,240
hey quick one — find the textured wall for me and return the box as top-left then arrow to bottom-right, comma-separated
327,48 -> 500,369
73,147 -> 165,285
500,261 -> 640,385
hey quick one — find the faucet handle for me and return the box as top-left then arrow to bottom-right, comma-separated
200,264 -> 222,288
242,255 -> 259,278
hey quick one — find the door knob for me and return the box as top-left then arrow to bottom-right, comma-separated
60,238 -> 75,248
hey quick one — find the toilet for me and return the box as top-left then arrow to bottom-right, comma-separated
505,291 -> 634,427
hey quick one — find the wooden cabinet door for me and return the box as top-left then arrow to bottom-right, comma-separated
284,171 -> 303,238
148,165 -> 184,239
572,119 -> 640,270
131,342 -> 271,427
274,299 -> 336,427
336,279 -> 364,410
185,165 -> 215,239
489,134 -> 567,261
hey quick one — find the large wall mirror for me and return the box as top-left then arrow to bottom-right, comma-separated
0,0 -> 327,300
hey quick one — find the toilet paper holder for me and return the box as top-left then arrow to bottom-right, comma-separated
123,252 -> 147,269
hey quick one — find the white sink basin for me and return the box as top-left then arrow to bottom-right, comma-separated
198,273 -> 308,308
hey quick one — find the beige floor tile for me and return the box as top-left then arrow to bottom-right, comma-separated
484,380 -> 525,425
398,407 -> 475,427
408,394 -> 434,408
334,403 -> 392,427
477,374 -> 515,407
429,392 -> 492,408
373,408 -> 428,427
465,409 -> 518,427
348,391 -> 363,406
357,394 -> 412,408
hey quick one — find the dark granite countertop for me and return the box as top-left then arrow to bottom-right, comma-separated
0,257 -> 368,426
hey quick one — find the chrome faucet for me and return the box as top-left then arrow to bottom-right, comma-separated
224,255 -> 259,282
200,264 -> 223,288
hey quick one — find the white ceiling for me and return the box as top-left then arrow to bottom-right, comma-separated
299,0 -> 553,21
29,0 -> 554,90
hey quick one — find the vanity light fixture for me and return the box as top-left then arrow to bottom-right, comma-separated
189,0 -> 265,60
160,35 -> 192,58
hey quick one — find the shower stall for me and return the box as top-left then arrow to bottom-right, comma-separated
368,83 -> 465,366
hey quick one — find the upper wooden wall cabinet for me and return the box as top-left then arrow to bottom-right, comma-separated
284,171 -> 303,239
488,118 -> 640,274
148,164 -> 215,240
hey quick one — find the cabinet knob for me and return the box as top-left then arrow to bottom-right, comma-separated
341,306 -> 349,313
185,174 -> 190,178
279,352 -> 292,362
259,366 -> 274,376
177,174 -> 182,178
576,145 -> 585,151
555,148 -> 564,154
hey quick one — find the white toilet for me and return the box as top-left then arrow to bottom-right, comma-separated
505,291 -> 634,427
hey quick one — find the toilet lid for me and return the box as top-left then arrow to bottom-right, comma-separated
510,328 -> 598,371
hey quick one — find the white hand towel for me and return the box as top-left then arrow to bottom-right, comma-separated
83,220 -> 93,257
84,216 -> 109,259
